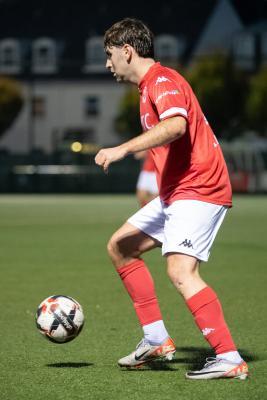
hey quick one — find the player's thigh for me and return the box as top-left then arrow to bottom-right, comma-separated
162,200 -> 228,262
108,221 -> 160,260
127,196 -> 165,244
110,196 -> 165,258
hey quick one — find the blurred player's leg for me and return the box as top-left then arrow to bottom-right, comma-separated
135,151 -> 158,207
136,170 -> 158,207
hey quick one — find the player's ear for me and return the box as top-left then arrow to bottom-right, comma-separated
123,44 -> 133,63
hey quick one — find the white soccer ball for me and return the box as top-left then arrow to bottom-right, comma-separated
36,295 -> 85,343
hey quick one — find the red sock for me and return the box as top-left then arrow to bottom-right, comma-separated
117,259 -> 162,326
186,287 -> 237,354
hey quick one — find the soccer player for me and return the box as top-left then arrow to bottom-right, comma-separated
95,18 -> 248,380
135,150 -> 158,207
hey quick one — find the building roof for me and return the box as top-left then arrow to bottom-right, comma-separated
0,0 -> 266,77
0,0 -> 216,40
191,0 -> 244,58
0,0 -> 266,38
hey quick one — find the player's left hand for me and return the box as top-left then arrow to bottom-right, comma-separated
95,146 -> 128,173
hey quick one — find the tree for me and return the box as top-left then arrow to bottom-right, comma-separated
0,76 -> 24,139
185,54 -> 248,138
114,85 -> 141,139
245,67 -> 267,136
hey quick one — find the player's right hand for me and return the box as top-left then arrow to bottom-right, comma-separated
95,146 -> 128,173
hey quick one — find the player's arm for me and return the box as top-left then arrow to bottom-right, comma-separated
133,150 -> 147,160
95,115 -> 186,173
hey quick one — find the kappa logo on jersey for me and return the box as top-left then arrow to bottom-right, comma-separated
155,76 -> 171,85
178,239 -> 193,248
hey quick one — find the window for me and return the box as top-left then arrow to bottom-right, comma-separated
3,47 -> 16,66
32,38 -> 57,74
83,36 -> 106,72
84,96 -> 100,116
232,32 -> 256,70
0,39 -> 21,73
31,96 -> 46,117
154,35 -> 184,62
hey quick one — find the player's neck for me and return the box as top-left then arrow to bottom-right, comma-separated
129,58 -> 155,85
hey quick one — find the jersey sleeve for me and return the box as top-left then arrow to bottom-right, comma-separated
149,76 -> 188,121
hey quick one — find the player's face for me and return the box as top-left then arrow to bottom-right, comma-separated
105,46 -> 130,82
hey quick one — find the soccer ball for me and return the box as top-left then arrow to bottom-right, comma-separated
35,295 -> 85,343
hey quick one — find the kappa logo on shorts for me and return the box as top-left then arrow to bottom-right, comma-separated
178,239 -> 194,248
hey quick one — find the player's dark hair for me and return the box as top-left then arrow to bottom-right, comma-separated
104,18 -> 154,58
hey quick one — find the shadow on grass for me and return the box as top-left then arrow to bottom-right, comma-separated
169,346 -> 260,370
46,362 -> 93,368
121,361 -> 177,372
122,347 -> 259,372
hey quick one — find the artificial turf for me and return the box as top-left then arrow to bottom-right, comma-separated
0,194 -> 266,400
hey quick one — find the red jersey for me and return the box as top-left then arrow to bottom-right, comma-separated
142,151 -> 156,172
139,62 -> 232,206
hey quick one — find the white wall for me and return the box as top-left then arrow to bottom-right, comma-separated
0,79 -> 128,153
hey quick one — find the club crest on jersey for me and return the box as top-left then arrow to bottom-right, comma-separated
142,86 -> 148,103
141,113 -> 154,130
155,76 -> 171,85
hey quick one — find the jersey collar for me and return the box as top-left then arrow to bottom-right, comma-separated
139,62 -> 161,92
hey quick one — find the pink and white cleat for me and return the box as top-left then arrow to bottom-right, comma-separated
186,357 -> 249,380
118,337 -> 176,368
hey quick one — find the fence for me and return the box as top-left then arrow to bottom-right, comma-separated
0,151 -> 140,193
0,143 -> 267,193
222,140 -> 267,193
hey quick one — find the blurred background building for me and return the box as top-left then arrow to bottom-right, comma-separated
0,0 -> 267,193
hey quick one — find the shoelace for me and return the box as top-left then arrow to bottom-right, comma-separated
136,338 -> 149,350
203,357 -> 219,368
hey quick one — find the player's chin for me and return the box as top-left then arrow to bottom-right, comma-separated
115,75 -> 123,82
113,72 -> 123,82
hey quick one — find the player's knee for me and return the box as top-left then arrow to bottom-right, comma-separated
107,235 -> 119,261
107,234 -> 132,267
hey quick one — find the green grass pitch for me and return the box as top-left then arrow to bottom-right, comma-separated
0,194 -> 266,400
